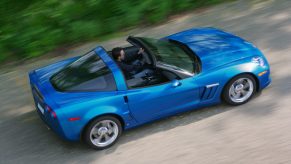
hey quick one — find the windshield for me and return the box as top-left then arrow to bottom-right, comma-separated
137,37 -> 196,74
50,51 -> 116,92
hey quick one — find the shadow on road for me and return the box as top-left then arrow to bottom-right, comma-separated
0,85 -> 278,163
0,101 -> 233,162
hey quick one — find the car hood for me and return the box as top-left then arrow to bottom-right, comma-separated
166,27 -> 260,72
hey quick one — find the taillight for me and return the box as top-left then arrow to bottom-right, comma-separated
45,105 -> 57,119
50,111 -> 57,119
46,106 -> 52,112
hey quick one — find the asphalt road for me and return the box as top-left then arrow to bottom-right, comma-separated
1,0 -> 291,163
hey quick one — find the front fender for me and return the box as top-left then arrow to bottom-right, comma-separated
221,56 -> 270,90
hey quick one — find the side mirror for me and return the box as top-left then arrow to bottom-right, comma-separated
172,79 -> 182,87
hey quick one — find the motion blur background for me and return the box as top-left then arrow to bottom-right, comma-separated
0,0 -> 229,63
1,0 -> 291,163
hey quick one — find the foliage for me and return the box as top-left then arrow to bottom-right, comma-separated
0,0 -> 229,62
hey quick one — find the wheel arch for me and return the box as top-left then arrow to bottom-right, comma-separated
220,72 -> 260,100
80,113 -> 125,141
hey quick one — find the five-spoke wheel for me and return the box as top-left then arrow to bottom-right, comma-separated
84,116 -> 122,150
223,74 -> 256,105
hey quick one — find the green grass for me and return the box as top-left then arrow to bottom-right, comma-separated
0,0 -> 232,63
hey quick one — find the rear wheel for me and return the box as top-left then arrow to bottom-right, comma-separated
84,116 -> 122,150
223,74 -> 256,105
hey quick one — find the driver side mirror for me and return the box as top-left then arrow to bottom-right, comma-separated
171,79 -> 182,87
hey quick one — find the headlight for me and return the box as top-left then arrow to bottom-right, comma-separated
251,57 -> 265,67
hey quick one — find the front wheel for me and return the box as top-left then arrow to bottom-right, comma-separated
223,74 -> 257,105
84,116 -> 122,150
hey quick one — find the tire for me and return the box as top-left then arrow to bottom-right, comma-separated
84,116 -> 122,150
222,74 -> 257,105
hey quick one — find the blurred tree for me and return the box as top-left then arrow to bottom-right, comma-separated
0,0 -> 230,62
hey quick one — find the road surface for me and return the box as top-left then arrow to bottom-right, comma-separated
1,0 -> 291,163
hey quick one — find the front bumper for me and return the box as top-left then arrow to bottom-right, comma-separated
258,69 -> 271,90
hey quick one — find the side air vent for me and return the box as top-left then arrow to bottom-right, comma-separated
201,83 -> 219,100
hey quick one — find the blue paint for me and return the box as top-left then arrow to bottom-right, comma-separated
29,27 -> 271,141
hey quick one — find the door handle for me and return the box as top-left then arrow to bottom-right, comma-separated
171,79 -> 182,87
123,96 -> 129,103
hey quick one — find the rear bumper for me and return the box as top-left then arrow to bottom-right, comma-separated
32,91 -> 81,141
35,107 -> 67,139
31,86 -> 66,139
29,71 -> 79,141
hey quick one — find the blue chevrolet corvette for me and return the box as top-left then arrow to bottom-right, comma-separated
29,27 -> 271,149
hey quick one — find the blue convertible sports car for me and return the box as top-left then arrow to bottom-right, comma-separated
29,27 -> 271,149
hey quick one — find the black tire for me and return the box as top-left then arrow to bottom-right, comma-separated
83,116 -> 122,150
222,74 -> 257,106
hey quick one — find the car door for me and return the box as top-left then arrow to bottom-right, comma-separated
125,77 -> 201,123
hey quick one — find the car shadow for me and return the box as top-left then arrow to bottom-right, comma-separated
107,103 -> 233,153
0,101 -> 234,163
0,81 -> 278,164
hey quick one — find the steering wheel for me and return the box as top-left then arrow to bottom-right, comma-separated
140,51 -> 151,65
